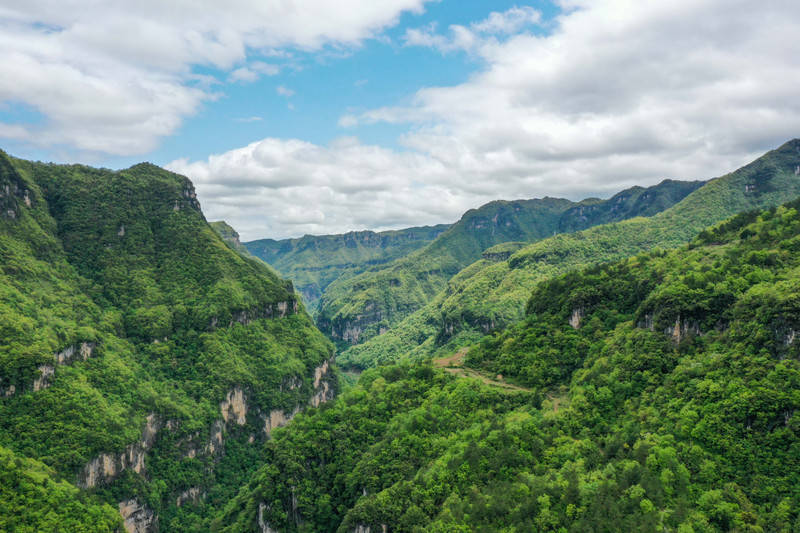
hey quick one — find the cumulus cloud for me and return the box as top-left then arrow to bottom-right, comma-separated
167,137 -> 468,239
0,0 -> 430,155
176,0 -> 800,240
403,6 -> 542,54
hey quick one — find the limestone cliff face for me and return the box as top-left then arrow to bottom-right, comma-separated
263,407 -> 301,437
119,499 -> 157,533
1,342 -> 96,397
0,154 -> 34,220
209,299 -> 299,330
323,303 -> 384,345
637,311 -> 702,343
176,487 -> 205,507
76,357 -> 335,531
262,357 -> 337,436
569,308 -> 584,329
309,358 -> 335,407
79,414 -> 164,489
220,387 -> 248,426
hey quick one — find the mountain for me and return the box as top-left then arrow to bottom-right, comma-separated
0,152 -> 336,531
340,139 -> 800,369
244,225 -> 450,308
210,220 -> 254,258
214,197 -> 800,532
317,179 -> 702,349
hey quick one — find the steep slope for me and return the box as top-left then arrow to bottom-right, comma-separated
210,220 -> 255,259
245,225 -> 449,309
318,179 -> 701,348
0,152 -> 336,531
342,139 -> 800,369
0,445 -> 123,532
215,199 -> 800,532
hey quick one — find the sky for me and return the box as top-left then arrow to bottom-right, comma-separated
1,1 -> 799,240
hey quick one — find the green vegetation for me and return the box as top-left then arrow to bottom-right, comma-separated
245,224 -> 450,309
0,151 -> 334,530
210,221 -> 259,260
215,198 -> 800,532
3,141 -> 799,531
319,179 -> 701,349
341,139 -> 800,369
0,445 -> 122,532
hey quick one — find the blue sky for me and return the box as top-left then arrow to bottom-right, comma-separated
1,1 -> 798,239
1,1 -> 560,169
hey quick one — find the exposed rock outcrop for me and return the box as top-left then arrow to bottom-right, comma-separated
324,303 -> 384,345
119,499 -> 157,533
209,299 -> 300,330
32,365 -> 54,391
263,407 -> 301,437
353,525 -> 388,533
669,317 -> 701,343
55,342 -> 96,364
176,487 -> 205,507
258,503 -> 279,533
569,307 -> 584,329
0,163 -> 33,220
1,342 -> 96,397
263,358 -> 336,436
220,387 -> 247,425
204,420 -> 225,456
79,414 -> 163,488
309,358 -> 335,408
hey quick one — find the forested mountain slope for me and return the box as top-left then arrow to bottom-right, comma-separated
318,179 -> 701,348
210,220 -> 259,259
215,198 -> 800,533
244,225 -> 450,308
341,139 -> 800,369
0,152 -> 336,531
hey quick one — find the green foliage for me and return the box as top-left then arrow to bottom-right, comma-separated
0,152 -> 334,529
0,445 -> 122,532
215,199 -> 800,532
343,139 -> 800,369
245,225 -> 450,309
321,180 -> 700,349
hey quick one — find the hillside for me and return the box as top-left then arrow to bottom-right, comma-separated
210,221 -> 255,259
317,179 -> 702,348
214,198 -> 800,532
0,152 -> 336,531
244,225 -> 449,308
341,139 -> 800,369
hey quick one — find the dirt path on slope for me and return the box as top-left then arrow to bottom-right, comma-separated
433,349 -> 532,393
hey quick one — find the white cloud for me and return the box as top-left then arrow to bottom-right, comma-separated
229,62 -> 280,83
0,0 -> 431,156
167,137 -> 465,239
235,116 -> 263,123
276,85 -> 295,97
178,0 -> 800,240
403,6 -> 542,54
471,6 -> 542,34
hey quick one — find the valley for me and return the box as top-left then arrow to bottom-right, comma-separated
2,140 -> 800,532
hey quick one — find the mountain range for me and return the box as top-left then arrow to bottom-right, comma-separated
2,140 -> 800,532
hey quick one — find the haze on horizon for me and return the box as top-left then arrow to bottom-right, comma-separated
1,0 -> 798,240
